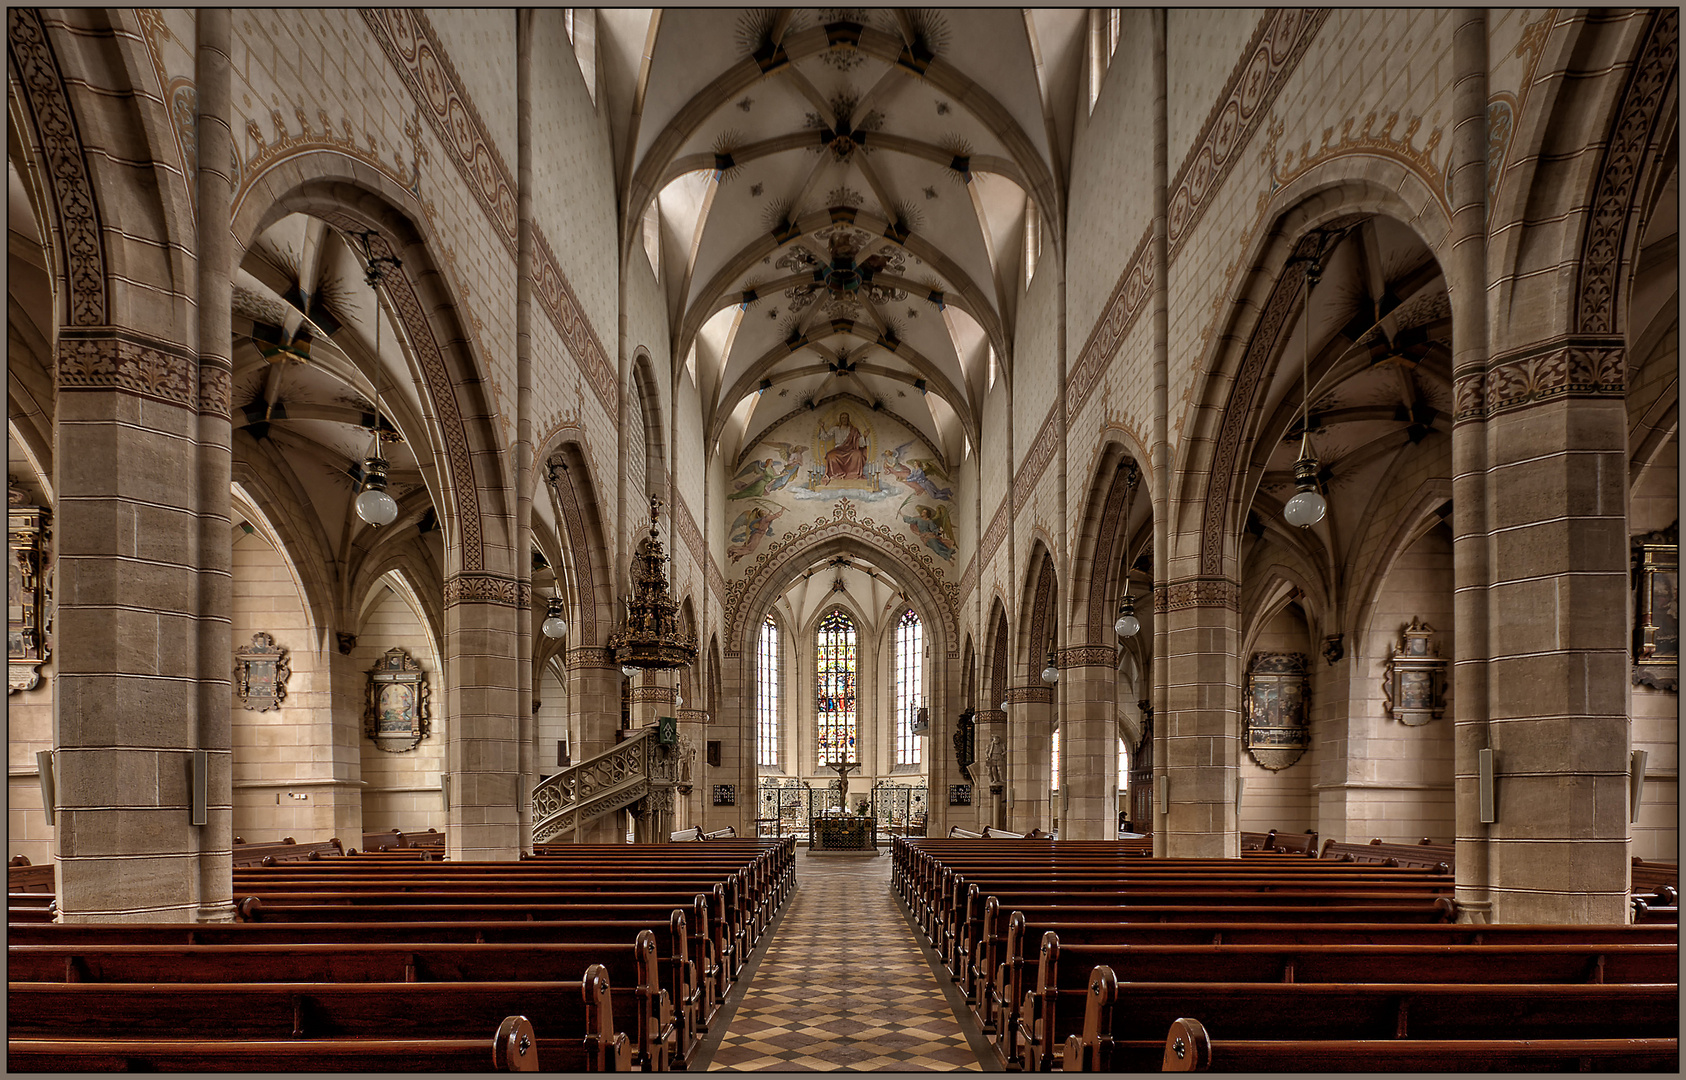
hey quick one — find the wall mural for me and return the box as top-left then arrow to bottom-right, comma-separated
728,406 -> 957,565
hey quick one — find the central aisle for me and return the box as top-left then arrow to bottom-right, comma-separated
705,849 -> 984,1071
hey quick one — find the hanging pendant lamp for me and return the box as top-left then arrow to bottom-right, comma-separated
1284,257 -> 1327,528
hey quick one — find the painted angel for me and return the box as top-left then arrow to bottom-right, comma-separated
882,441 -> 953,501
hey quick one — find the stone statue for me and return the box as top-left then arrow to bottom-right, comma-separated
985,733 -> 1006,786
677,734 -> 695,784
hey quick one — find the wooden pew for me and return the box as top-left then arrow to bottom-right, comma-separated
231,836 -> 347,867
1155,1015 -> 1679,1073
979,915 -> 1674,1053
1633,857 -> 1679,894
1056,969 -> 1677,1072
9,860 -> 55,893
1018,933 -> 1677,1070
1320,837 -> 1454,872
9,1013 -> 545,1072
940,873 -> 1454,971
233,894 -> 730,1014
232,881 -> 743,988
12,932 -> 681,1070
9,968 -> 634,1071
9,915 -> 714,1050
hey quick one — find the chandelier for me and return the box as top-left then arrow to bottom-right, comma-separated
608,495 -> 697,671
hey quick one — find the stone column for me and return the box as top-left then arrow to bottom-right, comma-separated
567,647 -> 623,762
191,7 -> 236,920
976,708 -> 1007,830
676,706 -> 709,831
1157,583 -> 1242,857
31,5 -> 232,920
1007,684 -> 1053,833
1448,6 -> 1496,922
513,7 -> 536,854
442,578 -> 526,861
1148,6 -> 1174,856
567,646 -> 626,842
1060,650 -> 1119,838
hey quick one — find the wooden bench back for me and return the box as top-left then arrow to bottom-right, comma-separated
9,970 -> 629,1070
1155,1015 -> 1679,1074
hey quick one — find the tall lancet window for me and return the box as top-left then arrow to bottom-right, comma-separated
757,616 -> 779,768
895,608 -> 924,766
816,610 -> 858,765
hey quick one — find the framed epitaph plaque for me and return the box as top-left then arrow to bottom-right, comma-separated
365,647 -> 430,752
1633,524 -> 1678,692
1244,652 -> 1310,770
1383,618 -> 1446,725
8,495 -> 50,694
234,632 -> 290,712
948,784 -> 972,806
712,784 -> 736,806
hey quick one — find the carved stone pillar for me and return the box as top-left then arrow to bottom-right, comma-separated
1006,684 -> 1053,833
1059,647 -> 1119,839
1156,579 -> 1241,857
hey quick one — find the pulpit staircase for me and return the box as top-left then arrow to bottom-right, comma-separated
531,726 -> 689,843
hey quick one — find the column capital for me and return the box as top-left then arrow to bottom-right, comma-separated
443,572 -> 530,609
1155,577 -> 1240,612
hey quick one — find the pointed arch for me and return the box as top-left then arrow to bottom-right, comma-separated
232,162 -> 516,580
1172,169 -> 1450,582
543,442 -> 616,649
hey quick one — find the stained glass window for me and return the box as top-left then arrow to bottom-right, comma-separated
895,609 -> 923,766
757,616 -> 778,768
1051,725 -> 1061,793
816,610 -> 858,766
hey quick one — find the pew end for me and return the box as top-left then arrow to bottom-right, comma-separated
1161,1017 -> 1210,1072
494,1015 -> 539,1072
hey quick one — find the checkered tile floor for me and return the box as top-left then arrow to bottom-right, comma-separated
704,850 -> 984,1071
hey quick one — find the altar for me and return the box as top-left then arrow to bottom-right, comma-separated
809,813 -> 877,851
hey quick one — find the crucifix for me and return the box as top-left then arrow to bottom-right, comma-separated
829,759 -> 861,810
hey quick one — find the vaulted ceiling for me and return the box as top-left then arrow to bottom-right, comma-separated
599,8 -> 1089,471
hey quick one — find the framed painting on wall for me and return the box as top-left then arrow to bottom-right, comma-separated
1633,523 -> 1678,692
1243,652 -> 1310,771
365,647 -> 430,752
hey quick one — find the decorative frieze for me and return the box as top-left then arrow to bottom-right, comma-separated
1155,578 -> 1241,612
565,645 -> 617,669
56,331 -> 198,411
8,8 -> 105,327
1004,685 -> 1053,706
1455,338 -> 1625,421
1059,645 -> 1119,669
442,572 -> 529,609
1577,8 -> 1678,335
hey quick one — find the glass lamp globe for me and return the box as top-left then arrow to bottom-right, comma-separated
998,700 -> 1008,712
354,487 -> 398,527
354,457 -> 399,527
674,693 -> 684,710
1283,488 -> 1327,527
1115,612 -> 1140,638
1041,657 -> 1060,685
541,598 -> 568,640
621,665 -> 638,679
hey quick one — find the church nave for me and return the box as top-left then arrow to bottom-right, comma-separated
703,851 -> 985,1072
